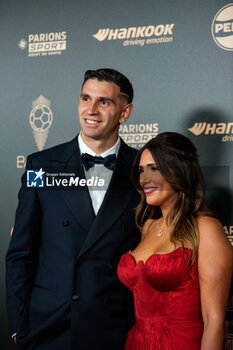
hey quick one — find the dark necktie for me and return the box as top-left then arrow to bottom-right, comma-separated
81,153 -> 116,171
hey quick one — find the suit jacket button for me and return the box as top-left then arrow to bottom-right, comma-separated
62,220 -> 69,227
72,294 -> 79,301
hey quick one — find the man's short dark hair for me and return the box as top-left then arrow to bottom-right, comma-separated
82,68 -> 134,103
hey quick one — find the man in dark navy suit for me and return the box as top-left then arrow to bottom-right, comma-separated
6,68 -> 140,349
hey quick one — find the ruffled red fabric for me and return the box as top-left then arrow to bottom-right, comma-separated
117,248 -> 203,350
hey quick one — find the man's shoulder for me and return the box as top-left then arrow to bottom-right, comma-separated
28,136 -> 78,162
119,139 -> 138,163
120,138 -> 138,153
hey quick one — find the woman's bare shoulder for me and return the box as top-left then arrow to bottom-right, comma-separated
197,215 -> 233,262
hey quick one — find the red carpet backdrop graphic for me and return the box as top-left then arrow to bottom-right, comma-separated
0,0 -> 232,348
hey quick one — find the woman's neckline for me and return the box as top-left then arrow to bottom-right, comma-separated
128,247 -> 192,266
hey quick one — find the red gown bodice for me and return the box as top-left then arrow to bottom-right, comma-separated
117,248 -> 203,350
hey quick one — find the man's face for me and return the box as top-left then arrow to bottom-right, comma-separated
78,79 -> 132,144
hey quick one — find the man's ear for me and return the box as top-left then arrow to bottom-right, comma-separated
119,104 -> 134,124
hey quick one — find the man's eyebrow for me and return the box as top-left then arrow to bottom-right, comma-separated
80,93 -> 115,104
99,96 -> 115,104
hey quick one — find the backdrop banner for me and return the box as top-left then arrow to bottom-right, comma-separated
1,0 -> 232,348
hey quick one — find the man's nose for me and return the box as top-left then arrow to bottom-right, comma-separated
87,101 -> 98,114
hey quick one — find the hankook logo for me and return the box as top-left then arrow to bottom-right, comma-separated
93,24 -> 174,47
188,122 -> 233,142
211,4 -> 233,51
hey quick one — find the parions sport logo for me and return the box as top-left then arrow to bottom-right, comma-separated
18,31 -> 67,57
93,24 -> 174,47
211,4 -> 233,51
224,225 -> 233,245
119,123 -> 158,149
188,122 -> 233,142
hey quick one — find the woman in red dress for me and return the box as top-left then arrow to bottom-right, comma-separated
117,132 -> 233,350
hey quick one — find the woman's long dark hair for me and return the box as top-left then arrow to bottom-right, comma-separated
131,132 -> 214,266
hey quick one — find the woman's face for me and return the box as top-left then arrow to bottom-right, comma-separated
138,149 -> 177,212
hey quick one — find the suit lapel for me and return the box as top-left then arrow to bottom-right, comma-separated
77,141 -> 136,258
49,137 -> 95,232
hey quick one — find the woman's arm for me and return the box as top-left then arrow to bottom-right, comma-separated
198,216 -> 233,350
